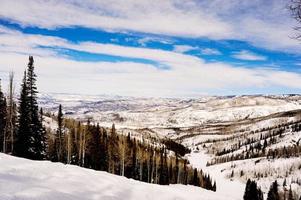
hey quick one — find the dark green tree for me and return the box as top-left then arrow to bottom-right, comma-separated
267,181 -> 280,200
244,179 -> 264,200
15,71 -> 32,158
56,104 -> 64,162
27,56 -> 46,159
15,57 -> 46,160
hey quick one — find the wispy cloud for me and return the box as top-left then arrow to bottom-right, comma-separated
0,26 -> 300,97
137,36 -> 173,46
0,0 -> 299,53
173,45 -> 197,53
232,50 -> 267,61
201,48 -> 222,55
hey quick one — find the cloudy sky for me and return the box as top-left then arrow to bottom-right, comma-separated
0,0 -> 301,97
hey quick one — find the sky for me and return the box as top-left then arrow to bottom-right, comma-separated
0,0 -> 301,97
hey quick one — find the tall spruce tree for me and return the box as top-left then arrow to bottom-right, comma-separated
56,104 -> 64,162
15,71 -> 32,158
0,79 -> 7,152
15,57 -> 46,160
243,179 -> 264,200
267,181 -> 280,200
27,56 -> 46,159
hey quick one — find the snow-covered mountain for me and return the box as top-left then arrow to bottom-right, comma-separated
39,93 -> 301,129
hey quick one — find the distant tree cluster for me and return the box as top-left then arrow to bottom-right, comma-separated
207,121 -> 301,166
162,138 -> 191,156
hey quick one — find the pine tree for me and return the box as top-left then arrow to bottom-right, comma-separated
27,56 -> 46,159
244,179 -> 264,200
15,71 -> 32,158
0,79 -> 6,152
15,57 -> 46,160
56,104 -> 64,162
108,123 -> 119,174
213,181 -> 216,192
267,181 -> 280,200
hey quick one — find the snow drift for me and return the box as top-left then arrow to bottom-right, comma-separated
0,153 -> 231,200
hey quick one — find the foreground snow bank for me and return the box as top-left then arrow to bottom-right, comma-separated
0,153 -> 230,200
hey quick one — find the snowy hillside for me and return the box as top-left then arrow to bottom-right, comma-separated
39,93 -> 301,128
0,153 -> 232,200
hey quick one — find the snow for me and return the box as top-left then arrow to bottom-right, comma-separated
187,151 -> 245,200
0,153 -> 233,200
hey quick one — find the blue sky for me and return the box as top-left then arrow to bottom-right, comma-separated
0,0 -> 301,97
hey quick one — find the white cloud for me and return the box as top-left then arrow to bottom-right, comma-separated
173,45 -> 198,53
201,48 -> 222,55
137,36 -> 173,46
232,50 -> 267,61
0,0 -> 299,53
0,27 -> 301,97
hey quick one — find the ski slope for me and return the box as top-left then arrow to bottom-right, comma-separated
0,153 -> 233,200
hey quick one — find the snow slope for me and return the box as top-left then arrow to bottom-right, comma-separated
0,153 -> 232,200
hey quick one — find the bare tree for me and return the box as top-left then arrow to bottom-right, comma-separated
290,0 -> 301,39
4,72 -> 15,153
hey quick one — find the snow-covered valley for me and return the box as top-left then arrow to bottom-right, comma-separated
39,93 -> 301,199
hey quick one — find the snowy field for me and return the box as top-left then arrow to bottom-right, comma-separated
0,153 -> 234,200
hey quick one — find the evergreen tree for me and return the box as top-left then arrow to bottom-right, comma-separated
0,80 -> 6,152
108,124 -> 119,174
213,181 -> 216,192
267,181 -> 280,200
244,179 -> 264,200
99,128 -> 108,171
15,57 -> 46,160
15,71 -> 32,158
56,104 -> 64,162
27,56 -> 46,159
